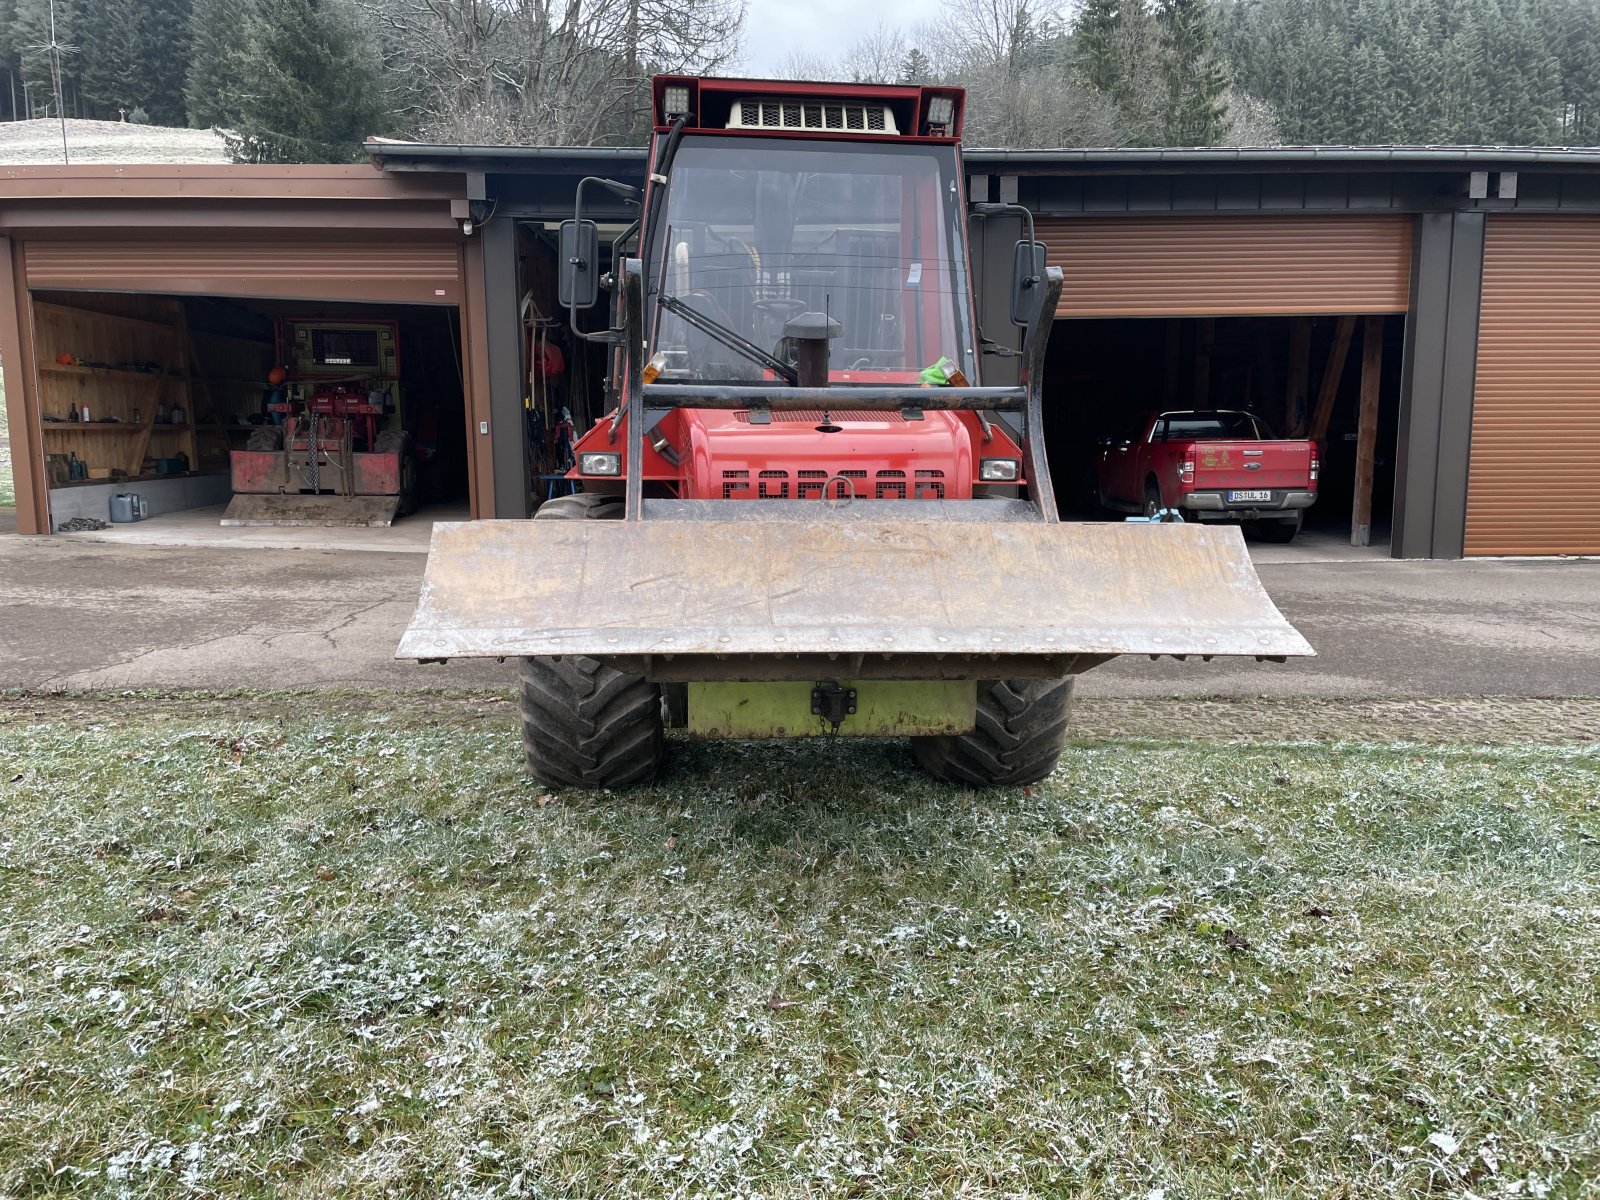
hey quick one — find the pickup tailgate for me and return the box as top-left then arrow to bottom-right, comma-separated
1187,440 -> 1315,491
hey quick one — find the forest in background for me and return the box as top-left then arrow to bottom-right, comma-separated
0,0 -> 1597,160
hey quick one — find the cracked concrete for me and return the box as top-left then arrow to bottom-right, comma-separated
1,532 -> 1596,697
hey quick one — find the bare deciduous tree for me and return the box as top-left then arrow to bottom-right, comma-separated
361,0 -> 745,145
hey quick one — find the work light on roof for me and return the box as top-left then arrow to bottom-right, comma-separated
925,95 -> 955,129
663,85 -> 691,118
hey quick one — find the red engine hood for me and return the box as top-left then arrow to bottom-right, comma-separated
681,409 -> 975,501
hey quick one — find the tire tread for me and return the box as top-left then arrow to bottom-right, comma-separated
912,678 -> 1074,787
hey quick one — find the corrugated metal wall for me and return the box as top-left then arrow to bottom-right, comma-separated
1465,216 -> 1600,556
1037,215 -> 1413,316
24,239 -> 461,305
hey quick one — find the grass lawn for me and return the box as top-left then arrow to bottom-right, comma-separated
2,692 -> 1597,1197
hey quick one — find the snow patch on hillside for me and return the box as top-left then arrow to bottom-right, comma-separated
0,119 -> 229,165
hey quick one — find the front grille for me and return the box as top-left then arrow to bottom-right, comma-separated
720,468 -> 931,500
729,99 -> 897,136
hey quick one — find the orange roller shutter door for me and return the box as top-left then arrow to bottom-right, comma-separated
1036,214 -> 1412,317
1464,216 -> 1600,557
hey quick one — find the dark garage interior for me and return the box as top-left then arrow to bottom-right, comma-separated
1043,314 -> 1406,543
33,289 -> 469,531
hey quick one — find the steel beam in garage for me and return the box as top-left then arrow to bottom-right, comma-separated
1393,211 -> 1484,559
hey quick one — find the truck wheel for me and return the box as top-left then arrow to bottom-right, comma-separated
519,655 -> 664,788
534,491 -> 623,520
519,487 -> 659,788
1143,480 -> 1163,518
1254,512 -> 1302,544
911,678 -> 1075,788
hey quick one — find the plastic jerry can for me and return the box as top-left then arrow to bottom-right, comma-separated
109,493 -> 148,523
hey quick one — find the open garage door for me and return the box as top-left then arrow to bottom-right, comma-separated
1033,215 -> 1412,550
24,239 -> 462,305
1038,215 -> 1412,317
1465,216 -> 1600,557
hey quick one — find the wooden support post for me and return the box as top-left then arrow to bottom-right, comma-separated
1285,317 -> 1310,436
1304,314 -> 1356,441
1191,317 -> 1214,407
1163,320 -> 1180,406
1351,315 -> 1384,547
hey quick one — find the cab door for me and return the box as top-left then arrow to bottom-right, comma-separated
1099,412 -> 1153,505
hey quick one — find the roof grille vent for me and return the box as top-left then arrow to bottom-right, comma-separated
729,98 -> 898,136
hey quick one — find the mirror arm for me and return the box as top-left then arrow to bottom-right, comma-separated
973,200 -> 1041,290
567,176 -> 640,345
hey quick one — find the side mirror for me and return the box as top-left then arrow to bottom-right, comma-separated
1010,240 -> 1048,327
559,219 -> 601,309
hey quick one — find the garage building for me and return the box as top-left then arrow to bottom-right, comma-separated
0,165 -> 492,535
5,145 -> 1600,559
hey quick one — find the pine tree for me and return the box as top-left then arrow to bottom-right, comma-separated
230,0 -> 388,162
138,0 -> 189,124
898,47 -> 933,84
64,0 -> 188,123
1157,0 -> 1227,143
1550,0 -> 1600,143
77,0 -> 143,117
1072,0 -> 1123,93
185,0 -> 250,125
0,0 -> 20,119
11,0 -> 82,119
1218,0 -> 1584,145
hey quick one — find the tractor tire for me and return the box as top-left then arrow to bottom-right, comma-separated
519,655 -> 664,788
911,677 -> 1075,788
246,426 -> 283,451
373,430 -> 418,516
534,491 -> 623,520
519,486 -> 659,788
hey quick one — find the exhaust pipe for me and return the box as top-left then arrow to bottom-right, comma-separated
783,311 -> 843,388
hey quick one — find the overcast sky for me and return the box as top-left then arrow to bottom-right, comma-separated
736,1 -> 926,75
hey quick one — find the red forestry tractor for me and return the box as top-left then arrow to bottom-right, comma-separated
224,319 -> 416,527
400,76 -> 1312,787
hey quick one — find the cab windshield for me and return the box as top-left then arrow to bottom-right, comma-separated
647,136 -> 972,383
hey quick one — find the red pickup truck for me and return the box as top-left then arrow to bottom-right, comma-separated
1094,410 -> 1318,543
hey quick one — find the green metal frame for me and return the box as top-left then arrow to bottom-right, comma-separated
686,680 -> 977,738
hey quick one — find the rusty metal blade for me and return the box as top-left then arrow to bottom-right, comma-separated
221,494 -> 400,527
398,518 -> 1313,664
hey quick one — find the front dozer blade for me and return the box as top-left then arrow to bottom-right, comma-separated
221,494 -> 401,527
398,518 -> 1312,675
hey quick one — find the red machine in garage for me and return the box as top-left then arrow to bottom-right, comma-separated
222,319 -> 416,527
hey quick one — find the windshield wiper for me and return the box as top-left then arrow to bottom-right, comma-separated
656,292 -> 799,386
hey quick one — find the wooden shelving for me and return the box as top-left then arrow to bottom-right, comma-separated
41,422 -> 194,435
38,363 -> 175,381
36,298 -> 275,482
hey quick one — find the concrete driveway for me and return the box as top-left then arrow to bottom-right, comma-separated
1,522 -> 1596,696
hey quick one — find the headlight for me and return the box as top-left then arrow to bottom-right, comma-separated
579,452 -> 621,476
979,458 -> 1019,481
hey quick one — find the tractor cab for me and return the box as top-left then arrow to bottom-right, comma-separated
563,77 -> 1032,502
639,76 -> 974,390
646,134 -> 973,386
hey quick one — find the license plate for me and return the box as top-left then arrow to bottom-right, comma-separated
1228,490 -> 1272,503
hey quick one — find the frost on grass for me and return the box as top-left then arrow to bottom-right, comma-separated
0,698 -> 1598,1198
